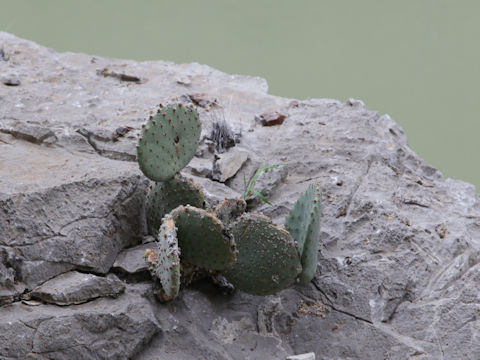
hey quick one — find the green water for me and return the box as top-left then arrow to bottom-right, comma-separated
2,1 -> 479,189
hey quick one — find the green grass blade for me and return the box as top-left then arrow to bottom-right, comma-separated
243,174 -> 248,198
252,189 -> 272,205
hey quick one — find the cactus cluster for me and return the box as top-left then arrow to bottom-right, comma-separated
137,103 -> 322,301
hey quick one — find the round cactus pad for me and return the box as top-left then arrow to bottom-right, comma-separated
145,214 -> 181,301
284,182 -> 322,284
137,103 -> 201,181
170,205 -> 237,270
223,213 -> 302,295
146,175 -> 205,236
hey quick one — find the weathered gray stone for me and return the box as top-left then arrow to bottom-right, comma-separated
286,352 -> 315,360
185,173 -> 242,207
0,320 -> 35,359
0,118 -> 55,144
212,148 -> 249,182
0,247 -> 16,289
113,243 -> 151,275
0,246 -> 24,306
0,139 -> 147,290
26,271 -> 125,305
186,156 -> 213,177
0,284 -> 159,359
1,31 -> 480,359
1,71 -> 20,85
0,132 -> 15,144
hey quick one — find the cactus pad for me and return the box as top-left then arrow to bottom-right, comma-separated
146,174 -> 205,236
145,214 -> 181,301
170,205 -> 237,270
223,213 -> 302,295
137,103 -> 201,181
284,183 -> 322,284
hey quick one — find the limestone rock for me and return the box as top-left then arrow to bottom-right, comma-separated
185,156 -> 213,178
112,243 -> 151,275
26,271 -> 125,305
1,31 -> 479,359
286,352 -> 315,360
212,148 -> 249,182
185,173 -> 242,207
1,71 -> 20,85
0,119 -> 55,144
0,284 -> 159,359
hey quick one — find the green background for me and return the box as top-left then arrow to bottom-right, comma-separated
1,1 -> 479,189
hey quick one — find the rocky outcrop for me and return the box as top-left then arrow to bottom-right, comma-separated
1,32 -> 480,359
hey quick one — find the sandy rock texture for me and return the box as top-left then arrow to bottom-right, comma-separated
1,32 -> 480,359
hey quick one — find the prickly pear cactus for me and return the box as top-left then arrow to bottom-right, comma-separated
284,182 -> 322,284
170,205 -> 237,270
137,103 -> 201,181
144,214 -> 181,301
223,213 -> 302,295
146,174 -> 205,236
213,198 -> 246,228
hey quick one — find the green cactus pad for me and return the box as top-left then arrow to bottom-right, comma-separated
284,183 -> 322,284
146,174 -> 205,236
213,198 -> 246,228
145,214 -> 181,301
170,205 -> 237,270
223,213 -> 302,295
137,103 -> 201,181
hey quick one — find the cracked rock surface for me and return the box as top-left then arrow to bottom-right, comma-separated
26,271 -> 125,305
1,32 -> 479,359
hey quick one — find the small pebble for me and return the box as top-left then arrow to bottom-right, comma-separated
286,352 -> 315,360
346,98 -> 365,108
1,72 -> 20,86
256,111 -> 287,126
176,75 -> 192,86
